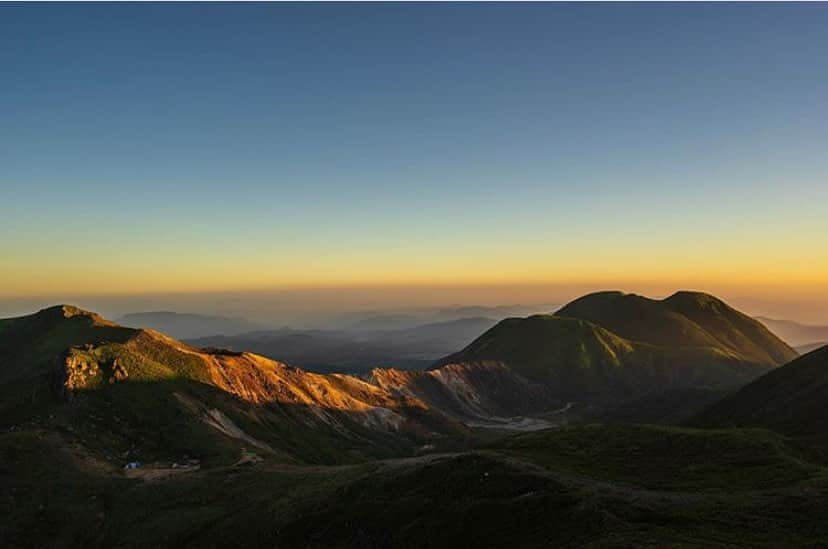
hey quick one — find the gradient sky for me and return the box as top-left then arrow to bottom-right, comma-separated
2,3 -> 827,318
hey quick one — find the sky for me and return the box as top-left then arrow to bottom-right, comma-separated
2,3 -> 827,322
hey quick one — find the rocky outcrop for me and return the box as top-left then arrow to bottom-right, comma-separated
368,361 -> 559,420
57,347 -> 129,399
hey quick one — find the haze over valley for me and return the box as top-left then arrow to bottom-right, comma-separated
3,2 -> 828,548
5,290 -> 828,546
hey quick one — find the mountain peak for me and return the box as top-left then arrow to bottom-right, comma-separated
553,290 -> 795,365
664,290 -> 724,307
34,304 -> 115,327
431,289 -> 797,408
57,304 -> 96,318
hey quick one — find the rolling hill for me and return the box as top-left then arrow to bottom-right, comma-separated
431,292 -> 795,408
695,344 -> 828,447
556,291 -> 797,366
0,306 -> 464,466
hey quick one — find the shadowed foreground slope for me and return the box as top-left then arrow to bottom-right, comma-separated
3,424 -> 828,548
695,344 -> 828,450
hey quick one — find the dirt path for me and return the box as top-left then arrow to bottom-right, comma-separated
549,401 -> 576,415
125,465 -> 201,481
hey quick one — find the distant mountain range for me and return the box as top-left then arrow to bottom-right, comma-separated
754,315 -> 828,351
336,303 -> 559,331
695,343 -> 828,448
185,317 -> 499,373
0,305 -> 463,464
117,311 -> 262,339
796,341 -> 826,354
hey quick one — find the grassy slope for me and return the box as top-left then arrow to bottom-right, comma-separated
0,308 -> 262,465
590,387 -> 731,425
664,291 -> 797,365
4,424 -> 828,548
440,314 -> 764,404
556,291 -> 796,366
0,307 -> 450,467
52,351 -> 381,466
0,306 -> 136,420
556,291 -> 723,349
492,424 -> 820,491
694,345 -> 828,447
444,315 -> 634,379
431,291 -> 796,409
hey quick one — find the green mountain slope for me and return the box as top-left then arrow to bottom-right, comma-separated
435,307 -> 781,405
0,306 -> 136,417
694,344 -> 828,446
556,291 -> 797,365
0,306 -> 464,466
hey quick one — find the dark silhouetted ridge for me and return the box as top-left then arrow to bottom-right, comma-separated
695,344 -> 828,444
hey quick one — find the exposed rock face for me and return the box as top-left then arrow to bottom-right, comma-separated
62,351 -> 129,393
369,361 -> 559,420
201,350 -> 421,432
47,325 -> 456,445
62,353 -> 102,392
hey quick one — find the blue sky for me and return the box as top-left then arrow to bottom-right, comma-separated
1,3 -> 827,312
